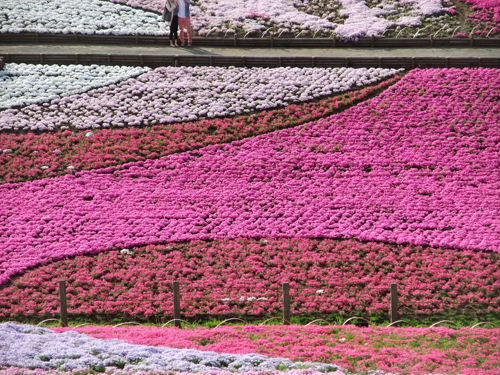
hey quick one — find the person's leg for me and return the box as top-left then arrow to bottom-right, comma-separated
186,17 -> 193,45
172,15 -> 179,46
169,20 -> 175,46
179,17 -> 186,46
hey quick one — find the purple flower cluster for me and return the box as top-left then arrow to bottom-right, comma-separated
0,68 -> 498,286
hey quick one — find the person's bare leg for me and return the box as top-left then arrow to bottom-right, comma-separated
187,22 -> 193,46
179,18 -> 186,46
186,18 -> 192,46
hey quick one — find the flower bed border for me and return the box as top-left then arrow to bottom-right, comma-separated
1,53 -> 500,68
1,33 -> 500,47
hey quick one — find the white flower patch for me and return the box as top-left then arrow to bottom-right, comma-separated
0,63 -> 150,110
192,0 -> 336,36
403,0 -> 444,15
238,296 -> 269,302
335,0 -> 392,38
334,0 -> 444,38
0,323 -> 342,372
0,66 -> 400,132
0,0 -> 166,36
107,0 -> 164,13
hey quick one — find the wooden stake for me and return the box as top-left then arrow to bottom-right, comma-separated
282,282 -> 291,325
390,282 -> 398,323
59,280 -> 68,327
173,281 -> 182,328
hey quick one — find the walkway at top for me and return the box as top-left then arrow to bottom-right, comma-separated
1,44 -> 499,58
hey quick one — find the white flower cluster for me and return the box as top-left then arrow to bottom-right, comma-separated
335,0 -> 443,38
0,0 -> 166,35
238,296 -> 269,302
0,323 -> 341,372
192,0 -> 336,36
0,64 -> 150,110
405,0 -> 443,16
0,65 -> 399,132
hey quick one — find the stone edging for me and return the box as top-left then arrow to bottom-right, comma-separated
1,33 -> 500,48
2,53 -> 499,68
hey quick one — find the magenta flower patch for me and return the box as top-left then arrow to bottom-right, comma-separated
52,325 -> 500,374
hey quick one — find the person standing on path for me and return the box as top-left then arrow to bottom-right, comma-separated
178,0 -> 193,46
163,0 -> 179,47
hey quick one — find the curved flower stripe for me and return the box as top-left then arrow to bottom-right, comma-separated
53,325 -> 500,375
1,238 -> 498,318
0,76 -> 401,184
0,323 -> 340,372
0,63 -> 150,110
0,68 -> 498,287
0,66 -> 399,132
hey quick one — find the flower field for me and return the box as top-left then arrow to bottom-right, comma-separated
1,322 -> 498,374
0,367 -> 352,375
0,0 -> 165,36
0,323 -> 341,372
0,63 -> 499,375
52,325 -> 500,374
1,0 -> 498,38
0,64 -> 148,110
462,0 -> 500,36
0,67 -> 498,287
0,65 -> 398,132
0,70 -> 401,184
1,238 -> 498,318
0,370 -> 348,375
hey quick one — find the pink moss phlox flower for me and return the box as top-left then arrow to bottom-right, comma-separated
52,325 -> 500,374
0,68 -> 498,287
0,77 -> 399,184
0,238 -> 498,318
